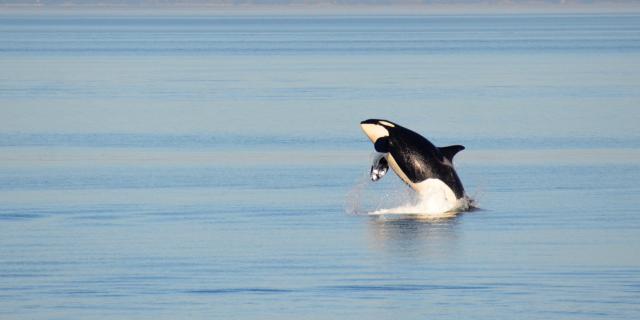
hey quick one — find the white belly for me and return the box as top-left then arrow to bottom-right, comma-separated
413,178 -> 459,213
386,154 -> 459,213
385,154 -> 414,187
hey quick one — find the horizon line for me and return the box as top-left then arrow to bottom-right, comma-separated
2,2 -> 640,15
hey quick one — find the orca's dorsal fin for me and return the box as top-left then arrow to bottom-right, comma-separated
439,145 -> 465,162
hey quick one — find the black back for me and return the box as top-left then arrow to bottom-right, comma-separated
385,124 -> 465,198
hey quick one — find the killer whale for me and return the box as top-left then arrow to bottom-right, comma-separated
360,119 -> 467,210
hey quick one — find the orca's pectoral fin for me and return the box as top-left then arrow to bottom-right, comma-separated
370,154 -> 389,181
439,145 -> 465,162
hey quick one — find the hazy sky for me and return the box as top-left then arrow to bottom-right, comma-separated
1,0 -> 639,14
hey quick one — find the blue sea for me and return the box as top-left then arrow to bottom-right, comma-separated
1,14 -> 639,319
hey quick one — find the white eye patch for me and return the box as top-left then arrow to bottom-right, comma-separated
378,120 -> 395,127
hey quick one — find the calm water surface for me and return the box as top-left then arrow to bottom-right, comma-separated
1,14 -> 639,319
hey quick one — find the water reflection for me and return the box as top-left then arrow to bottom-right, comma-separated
367,215 -> 461,260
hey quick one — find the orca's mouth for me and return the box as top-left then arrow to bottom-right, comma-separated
360,119 -> 380,125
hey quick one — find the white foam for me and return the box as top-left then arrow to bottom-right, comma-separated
368,195 -> 472,218
367,179 -> 474,218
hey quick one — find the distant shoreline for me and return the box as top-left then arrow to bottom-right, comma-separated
2,3 -> 640,16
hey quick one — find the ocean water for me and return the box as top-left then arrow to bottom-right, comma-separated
1,14 -> 639,319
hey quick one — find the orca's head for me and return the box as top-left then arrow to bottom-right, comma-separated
360,119 -> 397,143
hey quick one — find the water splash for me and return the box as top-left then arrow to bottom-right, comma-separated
368,194 -> 474,219
346,161 -> 476,218
345,171 -> 413,215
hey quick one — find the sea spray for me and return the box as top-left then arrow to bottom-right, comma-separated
345,171 -> 413,215
368,192 -> 473,218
